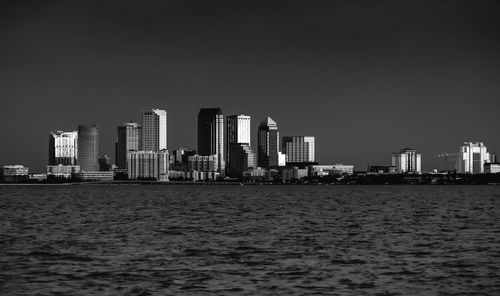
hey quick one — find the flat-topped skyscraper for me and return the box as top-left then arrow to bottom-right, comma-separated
198,108 -> 225,173
49,131 -> 78,166
282,136 -> 315,164
226,114 -> 252,176
142,109 -> 167,152
77,124 -> 99,171
116,122 -> 142,169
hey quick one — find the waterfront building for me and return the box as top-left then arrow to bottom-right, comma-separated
368,165 -> 397,174
127,150 -> 169,181
282,167 -> 308,182
392,148 -> 422,174
1,165 -> 29,182
258,117 -> 285,168
142,109 -> 167,152
309,164 -> 354,176
116,122 -> 142,169
98,155 -> 112,171
170,148 -> 196,171
46,165 -> 80,178
243,167 -> 268,181
282,136 -> 315,164
187,154 -> 219,172
76,171 -> 114,181
490,153 -> 497,164
198,108 -> 225,174
77,124 -> 99,171
29,174 -> 47,181
49,131 -> 78,166
227,143 -> 257,178
227,114 -> 253,177
484,163 -> 500,174
457,142 -> 491,174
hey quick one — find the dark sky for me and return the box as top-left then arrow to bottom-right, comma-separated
1,0 -> 499,172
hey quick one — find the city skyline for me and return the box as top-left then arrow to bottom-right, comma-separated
1,105 -> 499,173
1,1 -> 499,172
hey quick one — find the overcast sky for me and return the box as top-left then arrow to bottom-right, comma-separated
1,0 -> 499,172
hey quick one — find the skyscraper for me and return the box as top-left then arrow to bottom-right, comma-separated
77,124 -> 99,171
198,108 -> 225,173
258,116 -> 284,168
49,131 -> 78,165
227,114 -> 251,145
282,136 -> 315,164
457,142 -> 490,174
142,109 -> 167,152
392,148 -> 422,173
116,122 -> 142,169
226,114 -> 251,175
228,143 -> 257,178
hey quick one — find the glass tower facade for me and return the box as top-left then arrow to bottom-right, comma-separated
198,108 -> 225,174
77,124 -> 99,171
142,109 -> 167,152
258,116 -> 281,168
116,122 -> 142,169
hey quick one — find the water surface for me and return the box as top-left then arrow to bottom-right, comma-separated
1,185 -> 500,295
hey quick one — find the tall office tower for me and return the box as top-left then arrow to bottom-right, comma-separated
198,108 -> 225,173
226,114 -> 251,173
457,142 -> 490,174
116,122 -> 142,169
228,143 -> 257,178
392,148 -> 422,173
142,109 -> 167,152
78,124 -> 99,171
258,116 -> 284,168
282,136 -> 315,164
49,131 -> 78,165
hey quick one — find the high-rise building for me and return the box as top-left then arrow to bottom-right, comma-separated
170,148 -> 196,171
392,148 -> 421,173
226,114 -> 251,174
258,116 -> 284,168
77,125 -> 99,171
142,109 -> 167,152
228,143 -> 257,178
227,114 -> 251,145
116,122 -> 142,169
127,150 -> 169,181
49,131 -> 78,165
198,108 -> 225,174
457,142 -> 490,174
282,136 -> 315,164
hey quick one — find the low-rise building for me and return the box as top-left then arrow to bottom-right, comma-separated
484,163 -> 500,174
282,167 -> 308,182
76,171 -> 114,181
368,165 -> 397,174
47,165 -> 80,178
2,165 -> 29,182
309,164 -> 354,176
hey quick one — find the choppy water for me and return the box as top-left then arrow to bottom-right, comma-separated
1,185 -> 500,295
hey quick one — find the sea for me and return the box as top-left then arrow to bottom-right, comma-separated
1,185 -> 500,295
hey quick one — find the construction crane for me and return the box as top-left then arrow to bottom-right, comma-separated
438,152 -> 460,172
